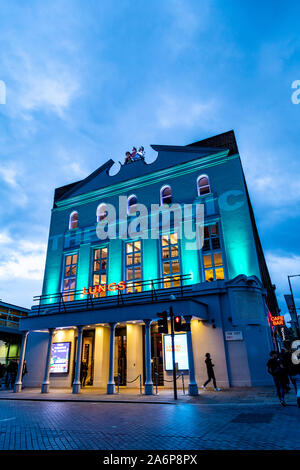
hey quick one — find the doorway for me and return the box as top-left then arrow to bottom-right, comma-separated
115,327 -> 127,385
151,323 -> 164,385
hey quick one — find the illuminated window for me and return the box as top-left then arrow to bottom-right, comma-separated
91,247 -> 108,297
160,185 -> 172,205
197,175 -> 211,196
96,204 -> 107,222
62,253 -> 78,301
69,211 -> 78,230
160,233 -> 181,288
125,240 -> 142,293
201,223 -> 224,282
127,195 -> 138,215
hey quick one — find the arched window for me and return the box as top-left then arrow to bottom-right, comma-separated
127,195 -> 138,215
96,203 -> 107,222
197,175 -> 211,196
69,211 -> 78,230
160,185 -> 172,205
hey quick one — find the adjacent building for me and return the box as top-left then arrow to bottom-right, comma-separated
17,130 -> 278,395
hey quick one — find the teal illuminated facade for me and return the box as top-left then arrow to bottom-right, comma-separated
18,131 -> 278,395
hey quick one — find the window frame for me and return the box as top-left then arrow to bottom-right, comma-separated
61,251 -> 78,301
69,211 -> 78,230
199,222 -> 227,282
160,185 -> 172,205
89,245 -> 109,297
96,203 -> 108,223
127,194 -> 138,215
159,231 -> 182,289
124,239 -> 143,293
197,175 -> 211,197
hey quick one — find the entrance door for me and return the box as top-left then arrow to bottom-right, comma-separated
114,327 -> 127,385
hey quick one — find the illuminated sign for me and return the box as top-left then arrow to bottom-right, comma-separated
164,334 -> 189,371
50,342 -> 71,374
83,281 -> 126,295
270,315 -> 285,326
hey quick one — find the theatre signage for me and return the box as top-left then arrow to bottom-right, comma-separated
82,281 -> 126,295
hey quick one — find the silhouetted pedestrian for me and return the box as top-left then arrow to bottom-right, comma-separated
202,353 -> 220,391
267,351 -> 287,406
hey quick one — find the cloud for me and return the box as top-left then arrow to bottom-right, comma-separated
0,232 -> 46,281
265,251 -> 300,309
0,163 -> 18,188
156,94 -> 217,129
6,52 -> 80,118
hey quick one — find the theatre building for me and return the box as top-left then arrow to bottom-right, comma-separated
16,130 -> 278,395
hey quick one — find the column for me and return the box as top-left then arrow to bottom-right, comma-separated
72,325 -> 84,394
184,315 -> 198,396
106,322 -> 117,394
144,319 -> 154,395
41,328 -> 55,393
13,331 -> 29,393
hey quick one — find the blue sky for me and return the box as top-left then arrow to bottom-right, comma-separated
0,0 -> 300,313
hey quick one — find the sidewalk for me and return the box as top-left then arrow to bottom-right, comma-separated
0,385 -> 297,405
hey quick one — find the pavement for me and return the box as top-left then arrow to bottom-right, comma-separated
0,385 -> 297,404
0,386 -> 299,450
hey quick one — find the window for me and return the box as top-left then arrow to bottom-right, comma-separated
202,223 -> 225,282
160,233 -> 181,288
127,195 -> 138,215
197,175 -> 211,196
91,247 -> 108,297
160,185 -> 172,205
69,211 -> 78,230
96,204 -> 107,222
62,253 -> 77,301
125,240 -> 142,293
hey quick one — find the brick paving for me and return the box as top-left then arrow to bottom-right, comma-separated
0,387 -> 299,450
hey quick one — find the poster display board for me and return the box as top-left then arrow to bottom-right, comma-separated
163,334 -> 189,371
50,342 -> 71,374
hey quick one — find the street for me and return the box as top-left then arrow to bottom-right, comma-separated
0,397 -> 299,450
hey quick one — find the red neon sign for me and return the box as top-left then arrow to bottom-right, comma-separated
270,315 -> 285,326
82,281 -> 126,295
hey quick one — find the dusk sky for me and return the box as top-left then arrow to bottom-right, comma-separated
0,0 -> 300,314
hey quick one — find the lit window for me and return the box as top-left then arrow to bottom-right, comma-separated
160,185 -> 172,205
91,247 -> 108,297
96,204 -> 107,222
127,195 -> 138,215
125,240 -> 142,293
69,211 -> 78,230
197,175 -> 211,196
62,253 -> 77,301
160,233 -> 181,288
201,223 -> 225,282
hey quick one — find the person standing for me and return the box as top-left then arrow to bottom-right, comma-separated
80,361 -> 88,387
267,351 -> 287,406
202,353 -> 220,391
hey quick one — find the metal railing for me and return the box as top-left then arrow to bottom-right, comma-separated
126,374 -> 142,395
32,273 -> 192,316
163,372 -> 186,395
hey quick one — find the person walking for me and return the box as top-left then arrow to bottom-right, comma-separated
202,353 -> 220,391
267,351 -> 287,406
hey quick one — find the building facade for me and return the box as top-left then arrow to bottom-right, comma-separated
0,301 -> 29,366
17,131 -> 278,395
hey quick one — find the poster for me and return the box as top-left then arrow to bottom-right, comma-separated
163,334 -> 189,371
50,342 -> 71,374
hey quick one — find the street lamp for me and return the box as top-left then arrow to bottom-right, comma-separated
287,274 -> 300,338
169,294 -> 177,400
